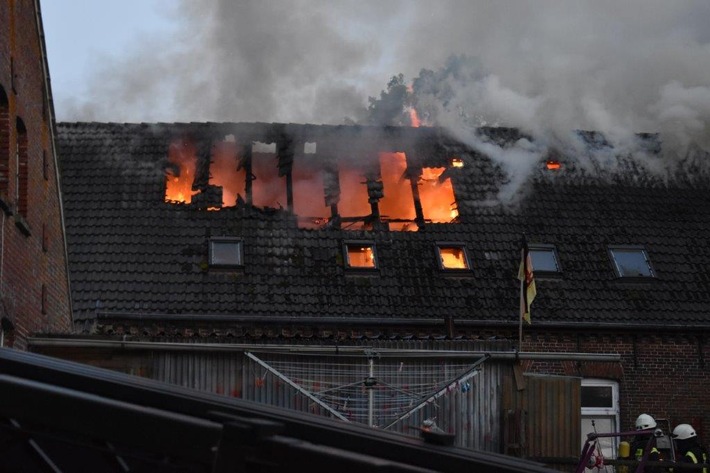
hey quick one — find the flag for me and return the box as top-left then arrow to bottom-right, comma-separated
518,236 -> 536,324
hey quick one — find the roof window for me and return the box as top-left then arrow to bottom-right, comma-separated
608,246 -> 654,278
344,241 -> 377,269
209,238 -> 243,268
436,243 -> 471,271
529,244 -> 561,274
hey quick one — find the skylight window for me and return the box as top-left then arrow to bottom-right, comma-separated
344,242 -> 377,269
609,246 -> 654,278
529,245 -> 561,274
209,238 -> 243,267
436,244 -> 470,270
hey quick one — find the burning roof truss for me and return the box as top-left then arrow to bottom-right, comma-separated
165,124 -> 464,231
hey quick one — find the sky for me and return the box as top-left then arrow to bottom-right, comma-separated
41,0 -> 710,184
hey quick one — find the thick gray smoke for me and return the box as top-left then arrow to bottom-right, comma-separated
55,0 -> 710,190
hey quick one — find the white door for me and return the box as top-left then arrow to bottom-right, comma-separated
581,379 -> 620,470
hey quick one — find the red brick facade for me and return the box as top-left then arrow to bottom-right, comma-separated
520,330 -> 709,440
0,1 -> 72,348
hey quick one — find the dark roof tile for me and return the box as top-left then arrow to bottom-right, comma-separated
57,122 -> 710,331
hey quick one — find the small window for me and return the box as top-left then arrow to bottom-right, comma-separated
529,245 -> 561,274
209,238 -> 243,267
344,242 -> 377,269
581,385 -> 614,408
609,246 -> 654,278
436,244 -> 470,270
304,142 -> 317,154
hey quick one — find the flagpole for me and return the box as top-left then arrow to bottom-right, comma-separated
519,251 -> 524,350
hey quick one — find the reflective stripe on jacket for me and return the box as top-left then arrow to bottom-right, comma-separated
685,451 -> 708,473
635,447 -> 660,461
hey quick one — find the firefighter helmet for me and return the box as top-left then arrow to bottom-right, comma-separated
635,414 -> 657,430
672,424 -> 697,440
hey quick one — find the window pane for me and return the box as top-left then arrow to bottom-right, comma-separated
210,241 -> 242,266
530,249 -> 559,272
581,386 -> 613,408
438,246 -> 469,269
611,249 -> 652,277
582,416 -> 617,458
346,245 -> 376,268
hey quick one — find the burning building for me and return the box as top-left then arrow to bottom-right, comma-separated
163,124 -> 459,230
34,120 -> 710,465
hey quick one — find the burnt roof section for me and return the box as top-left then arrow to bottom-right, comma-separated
56,122 -> 710,337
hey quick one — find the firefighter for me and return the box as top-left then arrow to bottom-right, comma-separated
671,423 -> 708,472
629,414 -> 662,472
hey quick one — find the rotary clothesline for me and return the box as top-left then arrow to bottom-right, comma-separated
246,351 -> 485,428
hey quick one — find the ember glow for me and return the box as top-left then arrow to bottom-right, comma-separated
165,140 -> 198,203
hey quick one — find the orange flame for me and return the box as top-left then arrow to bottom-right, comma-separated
165,140 -> 197,203
337,163 -> 372,230
379,152 -> 416,231
165,139 -> 459,230
420,167 -> 458,222
347,245 -> 376,267
546,160 -> 561,170
406,82 -> 421,127
409,107 -> 421,127
439,247 -> 468,269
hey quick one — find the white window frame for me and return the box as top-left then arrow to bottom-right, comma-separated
581,379 -> 620,460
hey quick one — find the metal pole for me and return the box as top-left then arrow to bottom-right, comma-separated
245,352 -> 349,422
368,357 -> 374,427
519,279 -> 523,350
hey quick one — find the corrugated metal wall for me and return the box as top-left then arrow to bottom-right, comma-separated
150,348 -> 509,451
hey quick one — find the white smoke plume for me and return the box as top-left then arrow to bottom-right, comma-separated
52,0 -> 710,192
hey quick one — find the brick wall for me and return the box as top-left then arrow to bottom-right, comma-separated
0,1 -> 72,349
520,330 -> 710,443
